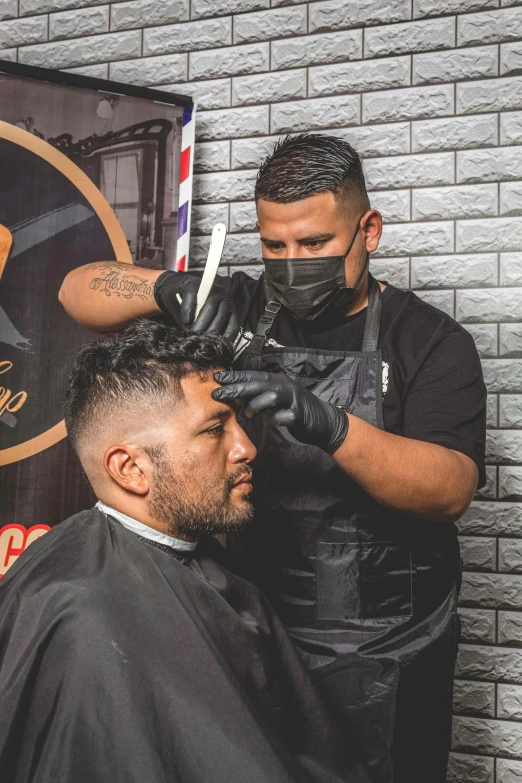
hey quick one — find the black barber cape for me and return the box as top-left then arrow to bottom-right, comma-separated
0,508 -> 371,783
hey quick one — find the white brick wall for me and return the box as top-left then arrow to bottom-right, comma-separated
2,2 -> 522,779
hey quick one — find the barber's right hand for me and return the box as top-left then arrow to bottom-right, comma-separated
154,271 -> 239,342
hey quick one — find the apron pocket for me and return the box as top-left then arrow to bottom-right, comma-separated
316,541 -> 413,620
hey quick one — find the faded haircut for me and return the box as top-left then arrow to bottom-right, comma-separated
64,318 -> 233,453
255,133 -> 369,209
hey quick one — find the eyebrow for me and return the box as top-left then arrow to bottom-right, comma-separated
260,233 -> 335,244
204,408 -> 232,424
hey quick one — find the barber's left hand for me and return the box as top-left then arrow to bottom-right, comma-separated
212,370 -> 348,454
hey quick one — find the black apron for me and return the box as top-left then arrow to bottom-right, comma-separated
234,275 -> 461,783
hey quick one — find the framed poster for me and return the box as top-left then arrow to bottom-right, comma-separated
0,61 -> 195,572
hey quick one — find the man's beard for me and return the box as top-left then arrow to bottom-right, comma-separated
146,448 -> 253,539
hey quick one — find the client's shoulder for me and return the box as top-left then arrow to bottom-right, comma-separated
0,508 -> 109,599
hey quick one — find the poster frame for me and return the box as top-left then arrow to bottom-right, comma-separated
0,60 -> 194,468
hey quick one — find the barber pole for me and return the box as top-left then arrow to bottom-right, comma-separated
175,105 -> 196,272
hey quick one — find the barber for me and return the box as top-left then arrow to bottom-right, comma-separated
59,134 -> 486,783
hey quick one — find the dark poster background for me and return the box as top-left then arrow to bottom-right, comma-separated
0,64 -> 191,574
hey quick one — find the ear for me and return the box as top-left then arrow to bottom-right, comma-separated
361,209 -> 383,254
255,219 -> 260,230
103,445 -> 151,496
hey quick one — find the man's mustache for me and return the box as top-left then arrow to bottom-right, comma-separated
226,464 -> 253,492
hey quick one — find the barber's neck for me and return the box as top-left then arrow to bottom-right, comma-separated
345,273 -> 386,317
345,273 -> 370,317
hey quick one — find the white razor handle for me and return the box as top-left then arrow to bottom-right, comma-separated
176,223 -> 227,318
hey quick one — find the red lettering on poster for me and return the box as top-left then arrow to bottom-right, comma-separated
0,524 -> 51,577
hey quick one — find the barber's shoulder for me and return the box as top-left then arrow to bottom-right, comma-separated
229,269 -> 262,290
385,285 -> 461,331
382,285 -> 479,364
0,509 -> 101,594
227,269 -> 265,315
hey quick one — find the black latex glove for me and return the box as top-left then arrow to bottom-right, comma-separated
154,271 -> 239,342
212,370 -> 348,454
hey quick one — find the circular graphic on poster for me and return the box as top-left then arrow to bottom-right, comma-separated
0,121 -> 131,466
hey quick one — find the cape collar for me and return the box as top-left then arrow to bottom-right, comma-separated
96,501 -> 198,552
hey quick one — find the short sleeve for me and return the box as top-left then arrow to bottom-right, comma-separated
402,328 -> 487,487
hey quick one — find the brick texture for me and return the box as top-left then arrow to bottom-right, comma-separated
3,1 -> 522,779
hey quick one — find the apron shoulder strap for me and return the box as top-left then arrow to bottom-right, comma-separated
362,274 -> 383,353
247,296 -> 281,355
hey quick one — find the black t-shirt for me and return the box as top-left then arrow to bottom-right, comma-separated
219,271 -> 487,486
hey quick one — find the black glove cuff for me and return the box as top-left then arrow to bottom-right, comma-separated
153,270 -> 180,314
324,405 -> 349,454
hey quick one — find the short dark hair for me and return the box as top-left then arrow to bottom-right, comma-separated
64,318 -> 233,452
255,133 -> 369,208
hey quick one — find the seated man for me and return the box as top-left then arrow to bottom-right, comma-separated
0,319 -> 370,783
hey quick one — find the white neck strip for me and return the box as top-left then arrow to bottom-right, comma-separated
96,501 -> 197,552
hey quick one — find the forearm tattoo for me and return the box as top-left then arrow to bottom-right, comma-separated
88,262 -> 155,300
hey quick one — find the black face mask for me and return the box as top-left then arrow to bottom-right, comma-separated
263,217 -> 367,321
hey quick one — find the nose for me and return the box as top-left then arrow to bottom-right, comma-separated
229,419 -> 257,465
281,243 -> 301,259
